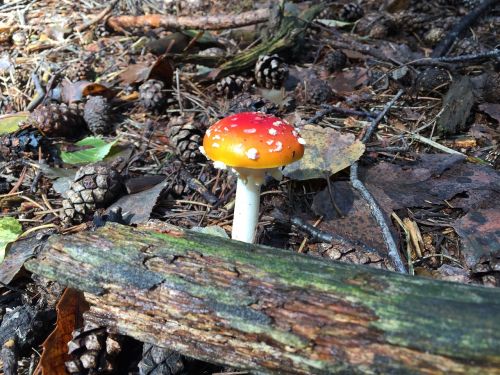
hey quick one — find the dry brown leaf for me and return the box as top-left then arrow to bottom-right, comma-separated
331,67 -> 369,95
453,209 -> 500,269
283,125 -> 365,180
60,81 -> 112,103
479,103 -> 500,124
119,56 -> 173,86
34,288 -> 89,375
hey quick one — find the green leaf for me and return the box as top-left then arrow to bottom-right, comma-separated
316,19 -> 353,28
0,217 -> 22,263
182,30 -> 218,44
0,112 -> 29,135
61,137 -> 118,165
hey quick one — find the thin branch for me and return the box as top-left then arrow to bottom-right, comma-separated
410,48 -> 500,66
432,0 -> 500,57
350,163 -> 406,273
306,104 -> 378,124
353,89 -> 407,273
362,89 -> 404,143
107,8 -> 271,32
271,209 -> 380,255
75,0 -> 119,33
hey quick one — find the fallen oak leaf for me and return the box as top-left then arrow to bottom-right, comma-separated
34,288 -> 89,375
283,125 -> 365,180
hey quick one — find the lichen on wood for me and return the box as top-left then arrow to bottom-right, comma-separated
26,223 -> 500,374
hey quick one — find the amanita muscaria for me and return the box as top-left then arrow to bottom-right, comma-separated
200,112 -> 305,243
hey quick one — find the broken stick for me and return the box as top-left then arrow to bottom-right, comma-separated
107,8 -> 270,32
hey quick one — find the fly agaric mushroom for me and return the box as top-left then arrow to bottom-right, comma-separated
200,112 -> 305,243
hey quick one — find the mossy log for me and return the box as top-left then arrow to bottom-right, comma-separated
26,223 -> 500,374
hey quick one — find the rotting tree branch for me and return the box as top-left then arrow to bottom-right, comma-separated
107,8 -> 271,32
26,223 -> 500,374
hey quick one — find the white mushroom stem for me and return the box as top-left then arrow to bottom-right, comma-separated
230,168 -> 283,243
232,176 -> 261,243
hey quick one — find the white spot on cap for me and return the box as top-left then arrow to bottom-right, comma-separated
230,123 -> 238,127
212,142 -> 220,148
246,148 -> 259,160
292,130 -> 298,137
272,121 -> 282,126
199,146 -> 206,156
266,140 -> 274,145
268,128 -> 277,136
244,128 -> 256,134
298,138 -> 306,145
223,127 -> 229,131
213,160 -> 227,169
206,129 -> 212,136
270,141 -> 283,152
213,135 -> 221,140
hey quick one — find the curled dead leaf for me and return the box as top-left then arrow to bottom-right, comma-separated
61,80 -> 113,103
119,56 -> 173,86
283,125 -> 365,180
34,288 -> 89,375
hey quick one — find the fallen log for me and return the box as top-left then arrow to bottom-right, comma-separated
26,223 -> 500,374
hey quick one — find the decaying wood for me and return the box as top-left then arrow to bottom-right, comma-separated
26,223 -> 500,374
107,8 -> 271,32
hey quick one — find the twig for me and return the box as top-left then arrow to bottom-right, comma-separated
179,170 -> 218,205
432,0 -> 500,57
410,48 -> 500,66
362,89 -> 404,143
350,163 -> 406,273
352,90 -> 407,273
107,8 -> 270,32
271,209 -> 380,255
306,104 -> 378,124
75,0 -> 119,33
25,73 -> 44,111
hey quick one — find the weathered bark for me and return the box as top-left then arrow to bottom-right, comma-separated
107,8 -> 270,32
26,223 -> 500,374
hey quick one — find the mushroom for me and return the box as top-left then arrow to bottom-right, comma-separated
200,112 -> 305,243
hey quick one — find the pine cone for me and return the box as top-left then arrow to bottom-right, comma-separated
216,75 -> 244,98
0,95 -> 14,115
296,78 -> 334,105
166,117 -> 203,162
28,102 -> 86,138
61,161 -> 123,225
416,67 -> 451,93
393,12 -> 431,33
324,50 -> 347,73
255,54 -> 289,89
65,322 -> 123,374
228,92 -> 295,115
138,344 -> 184,375
66,60 -> 94,82
0,129 -> 52,161
84,96 -> 112,135
94,23 -> 111,38
424,28 -> 445,46
339,3 -> 364,22
139,79 -> 167,111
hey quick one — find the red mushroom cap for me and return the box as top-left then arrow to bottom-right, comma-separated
202,112 -> 305,169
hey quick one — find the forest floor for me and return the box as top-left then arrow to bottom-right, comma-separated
0,0 -> 499,374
